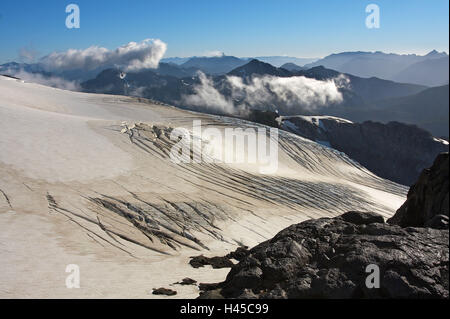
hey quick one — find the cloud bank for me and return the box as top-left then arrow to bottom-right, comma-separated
182,72 -> 347,114
183,72 -> 235,113
2,68 -> 80,91
40,39 -> 167,72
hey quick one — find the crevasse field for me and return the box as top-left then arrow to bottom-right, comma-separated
0,76 -> 407,298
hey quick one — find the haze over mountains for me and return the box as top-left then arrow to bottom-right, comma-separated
159,50 -> 450,87
178,55 -> 247,75
305,50 -> 449,87
334,84 -> 450,138
249,56 -> 318,67
3,49 -> 447,83
161,55 -> 318,69
161,55 -> 318,75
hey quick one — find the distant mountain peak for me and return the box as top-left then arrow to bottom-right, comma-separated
248,59 -> 268,66
227,59 -> 291,77
180,55 -> 247,75
425,50 -> 448,58
280,62 -> 305,72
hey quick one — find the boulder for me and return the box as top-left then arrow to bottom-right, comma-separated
174,278 -> 197,286
189,255 -> 234,269
152,287 -> 177,296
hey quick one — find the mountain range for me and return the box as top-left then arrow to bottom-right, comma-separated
161,55 -> 318,68
80,58 -> 427,104
249,56 -> 318,67
305,50 -> 449,87
280,63 -> 306,72
3,49 -> 448,82
80,59 -> 438,134
331,84 -> 449,138
2,50 -> 448,138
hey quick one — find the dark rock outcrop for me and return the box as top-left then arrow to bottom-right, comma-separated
199,211 -> 448,299
152,287 -> 177,296
189,247 -> 249,271
245,110 -> 279,128
189,255 -> 234,269
174,278 -> 197,286
198,289 -> 225,299
388,153 -> 449,228
225,246 -> 250,261
280,116 -> 449,185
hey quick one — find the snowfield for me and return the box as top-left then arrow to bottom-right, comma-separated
0,75 -> 407,298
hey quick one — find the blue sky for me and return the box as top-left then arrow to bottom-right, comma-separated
0,0 -> 448,63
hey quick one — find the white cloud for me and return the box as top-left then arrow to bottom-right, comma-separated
3,68 -> 80,91
229,74 -> 344,110
40,39 -> 167,72
202,51 -> 225,57
182,72 -> 346,114
182,72 -> 235,113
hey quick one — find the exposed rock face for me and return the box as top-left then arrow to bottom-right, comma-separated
199,211 -> 449,299
279,116 -> 449,186
226,246 -> 250,261
388,153 -> 449,228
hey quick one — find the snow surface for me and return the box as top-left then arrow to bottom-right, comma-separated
0,76 -> 407,298
279,115 -> 353,136
434,137 -> 449,145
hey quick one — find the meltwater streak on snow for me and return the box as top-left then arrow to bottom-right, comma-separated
0,76 -> 407,298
